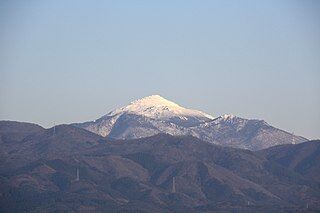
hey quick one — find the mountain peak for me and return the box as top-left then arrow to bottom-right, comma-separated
221,114 -> 235,120
107,95 -> 214,121
73,95 -> 307,150
130,95 -> 179,108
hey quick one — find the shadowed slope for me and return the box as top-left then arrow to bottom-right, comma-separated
0,122 -> 319,212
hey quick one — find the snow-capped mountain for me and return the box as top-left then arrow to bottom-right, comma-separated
108,95 -> 214,122
74,95 -> 213,137
188,115 -> 307,150
73,95 -> 307,150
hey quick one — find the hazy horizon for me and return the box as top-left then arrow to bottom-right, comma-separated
1,1 -> 320,139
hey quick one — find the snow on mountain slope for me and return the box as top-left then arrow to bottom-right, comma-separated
73,95 -> 307,150
188,115 -> 307,150
106,95 -> 214,123
74,95 -> 213,137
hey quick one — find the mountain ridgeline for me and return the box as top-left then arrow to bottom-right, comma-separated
74,95 -> 306,150
0,121 -> 319,212
0,96 -> 318,212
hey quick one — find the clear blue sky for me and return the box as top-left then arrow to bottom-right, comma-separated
1,0 -> 319,139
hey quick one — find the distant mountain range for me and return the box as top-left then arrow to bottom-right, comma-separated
0,96 -> 317,211
74,95 -> 306,150
0,121 -> 319,212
